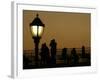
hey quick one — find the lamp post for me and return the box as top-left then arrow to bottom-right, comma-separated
30,14 -> 45,66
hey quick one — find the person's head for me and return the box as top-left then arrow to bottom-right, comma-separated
62,48 -> 66,53
41,43 -> 46,47
44,43 -> 46,46
44,43 -> 47,47
51,39 -> 55,42
41,43 -> 44,48
82,46 -> 85,48
73,48 -> 75,50
52,39 -> 55,42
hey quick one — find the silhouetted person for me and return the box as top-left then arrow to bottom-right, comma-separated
40,43 -> 50,65
40,44 -> 45,65
82,46 -> 85,58
50,39 -> 57,65
44,43 -> 50,65
61,48 -> 68,64
71,48 -> 79,65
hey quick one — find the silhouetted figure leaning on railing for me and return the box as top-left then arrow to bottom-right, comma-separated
40,43 -> 50,65
82,46 -> 85,58
61,48 -> 68,64
71,48 -> 79,65
50,39 -> 57,65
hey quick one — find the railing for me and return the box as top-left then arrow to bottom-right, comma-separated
23,47 -> 90,59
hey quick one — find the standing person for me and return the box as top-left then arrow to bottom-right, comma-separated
71,48 -> 79,65
50,39 -> 57,65
61,48 -> 68,64
44,43 -> 50,65
40,43 -> 50,65
82,46 -> 85,58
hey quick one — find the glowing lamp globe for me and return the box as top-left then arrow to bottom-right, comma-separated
30,14 -> 45,38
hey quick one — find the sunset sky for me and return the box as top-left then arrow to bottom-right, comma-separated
23,10 -> 90,50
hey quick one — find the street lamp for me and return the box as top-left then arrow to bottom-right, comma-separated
30,14 -> 45,66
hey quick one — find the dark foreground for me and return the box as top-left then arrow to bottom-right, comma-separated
23,54 -> 91,69
23,62 -> 91,69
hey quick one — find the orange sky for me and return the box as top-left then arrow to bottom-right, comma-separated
23,10 -> 90,50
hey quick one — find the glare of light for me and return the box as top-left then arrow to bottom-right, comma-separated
31,26 -> 43,37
